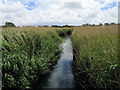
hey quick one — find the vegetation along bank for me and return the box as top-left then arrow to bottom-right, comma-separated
2,26 -> 72,89
2,24 -> 120,89
71,25 -> 120,88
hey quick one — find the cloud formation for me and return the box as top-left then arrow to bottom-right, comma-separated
0,0 -> 119,26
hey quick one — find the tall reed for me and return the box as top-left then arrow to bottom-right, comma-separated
2,27 -> 62,89
71,25 -> 120,88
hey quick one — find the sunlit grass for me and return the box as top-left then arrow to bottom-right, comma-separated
71,25 -> 120,88
2,27 -> 62,89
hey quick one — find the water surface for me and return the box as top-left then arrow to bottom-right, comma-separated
34,37 -> 75,88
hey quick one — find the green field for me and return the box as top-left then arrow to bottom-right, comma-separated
2,25 -> 120,89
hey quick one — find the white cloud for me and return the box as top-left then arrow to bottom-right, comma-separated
0,0 -> 119,26
63,2 -> 82,9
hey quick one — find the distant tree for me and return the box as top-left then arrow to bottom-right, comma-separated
4,22 -> 16,27
86,23 -> 89,26
43,25 -> 49,27
82,23 -> 89,26
82,24 -> 85,26
104,23 -> 109,25
51,25 -> 62,28
110,22 -> 116,25
99,23 -> 102,26
38,25 -> 42,27
63,25 -> 74,27
89,24 -> 93,26
92,24 -> 95,26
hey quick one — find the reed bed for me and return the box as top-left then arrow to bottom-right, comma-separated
71,25 -> 120,88
2,27 -> 62,89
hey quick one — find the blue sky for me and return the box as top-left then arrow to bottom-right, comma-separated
2,0 -> 36,10
95,0 -> 104,4
2,0 -> 118,11
0,0 -> 119,26
101,2 -> 117,10
24,2 -> 35,10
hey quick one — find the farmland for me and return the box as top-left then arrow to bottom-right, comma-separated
2,25 -> 120,89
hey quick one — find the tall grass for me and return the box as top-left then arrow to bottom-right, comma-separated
2,27 -> 62,89
71,25 -> 120,88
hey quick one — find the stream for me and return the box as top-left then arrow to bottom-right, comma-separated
33,37 -> 75,89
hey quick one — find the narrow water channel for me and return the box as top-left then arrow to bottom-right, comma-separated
34,37 -> 75,88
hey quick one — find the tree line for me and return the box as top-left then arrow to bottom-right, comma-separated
1,22 -> 118,28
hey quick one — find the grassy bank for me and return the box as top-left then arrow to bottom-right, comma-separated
2,27 -> 63,89
71,25 -> 120,88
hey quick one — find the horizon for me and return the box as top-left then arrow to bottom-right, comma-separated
1,21 -> 118,27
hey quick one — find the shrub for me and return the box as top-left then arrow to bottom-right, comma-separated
4,22 -> 16,27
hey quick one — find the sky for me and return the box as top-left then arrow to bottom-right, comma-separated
0,0 -> 119,26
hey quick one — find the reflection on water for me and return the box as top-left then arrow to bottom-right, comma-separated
34,37 -> 75,88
